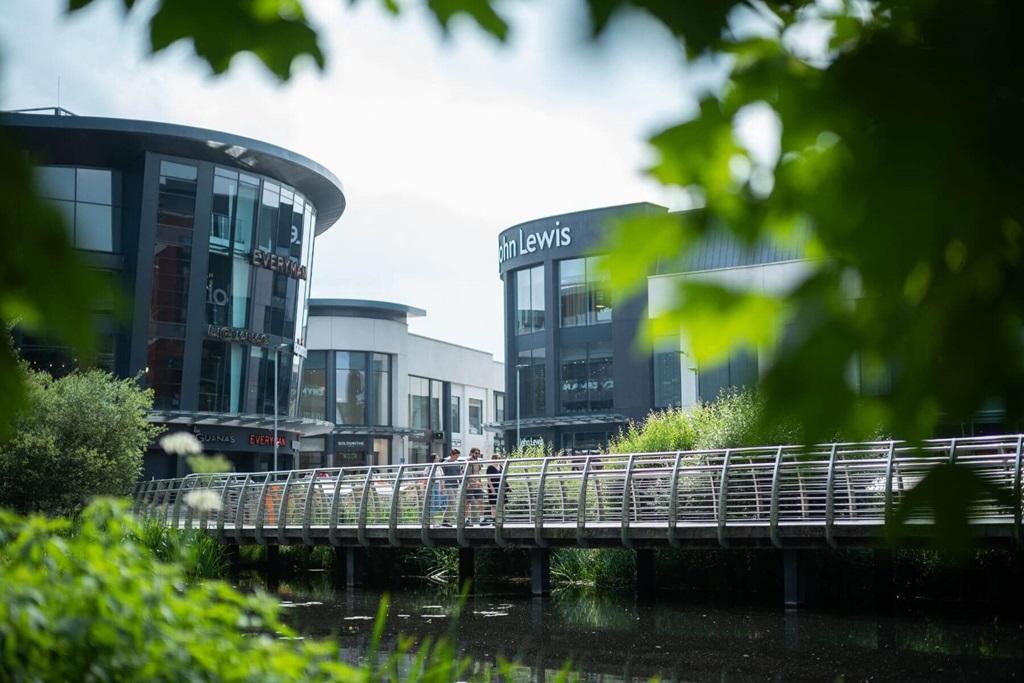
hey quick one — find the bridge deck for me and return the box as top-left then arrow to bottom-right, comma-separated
134,434 -> 1024,549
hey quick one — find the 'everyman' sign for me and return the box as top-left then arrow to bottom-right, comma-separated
252,248 -> 308,280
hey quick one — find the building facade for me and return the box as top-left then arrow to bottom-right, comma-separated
4,109 -> 345,477
302,299 -> 505,466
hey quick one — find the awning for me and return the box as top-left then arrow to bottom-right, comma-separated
148,410 -> 335,436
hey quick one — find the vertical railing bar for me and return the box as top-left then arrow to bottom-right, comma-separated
277,470 -> 296,544
183,478 -> 199,531
667,451 -> 683,548
534,459 -> 552,548
883,440 -> 897,523
301,469 -> 321,546
620,453 -> 636,549
948,437 -> 959,465
420,464 -> 439,548
170,479 -> 187,530
254,473 -> 273,546
1013,435 -> 1023,545
717,450 -> 732,548
356,467 -> 374,548
576,457 -> 593,547
494,461 -> 511,548
216,475 -> 234,540
824,443 -> 839,549
455,457 -> 473,548
768,445 -> 785,548
158,480 -> 173,521
328,469 -> 346,547
388,465 -> 407,547
232,474 -> 253,541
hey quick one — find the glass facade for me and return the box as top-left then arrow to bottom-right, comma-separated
559,341 -> 613,413
335,351 -> 367,425
299,350 -> 327,419
409,375 -> 444,431
515,265 -> 545,335
37,166 -> 120,253
372,353 -> 391,426
468,398 -> 483,434
495,392 -> 505,423
653,337 -> 683,409
450,395 -> 461,433
698,349 -> 758,403
559,256 -> 612,327
516,347 -> 546,417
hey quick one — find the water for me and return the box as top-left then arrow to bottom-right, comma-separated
263,574 -> 1024,681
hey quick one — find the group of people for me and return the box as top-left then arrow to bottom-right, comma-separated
428,448 -> 506,526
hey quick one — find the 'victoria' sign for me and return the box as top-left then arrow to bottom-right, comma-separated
498,221 -> 571,265
252,248 -> 308,280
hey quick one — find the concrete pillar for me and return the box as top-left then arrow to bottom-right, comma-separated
458,547 -> 475,591
783,549 -> 805,608
530,548 -> 551,596
872,548 -> 895,609
329,548 -> 373,589
635,549 -> 656,600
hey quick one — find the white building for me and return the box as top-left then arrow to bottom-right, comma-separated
300,299 -> 505,467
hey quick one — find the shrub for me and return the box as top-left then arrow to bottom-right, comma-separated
0,366 -> 161,514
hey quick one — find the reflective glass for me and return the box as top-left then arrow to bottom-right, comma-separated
517,347 -> 546,417
559,341 -> 613,413
36,166 -> 75,201
515,265 -> 545,334
75,168 -> 111,205
74,203 -> 112,251
372,353 -> 390,426
495,392 -> 505,422
653,337 -> 683,409
300,351 -> 327,420
230,258 -> 251,328
468,398 -> 483,434
450,395 -> 461,433
206,250 -> 231,325
233,178 -> 259,254
409,376 -> 430,429
53,199 -> 76,237
430,380 -> 443,431
147,337 -> 185,410
335,351 -> 367,425
559,258 -> 587,327
160,161 -> 198,181
257,183 -> 280,250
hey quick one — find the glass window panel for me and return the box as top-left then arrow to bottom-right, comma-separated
159,161 -> 198,181
37,166 -> 75,201
75,168 -> 111,204
230,258 -> 251,328
450,395 -> 461,433
53,199 -> 76,237
560,344 -> 588,414
372,353 -> 390,426
515,265 -> 545,335
210,174 -> 237,244
494,392 -> 505,422
409,375 -> 430,430
256,183 -> 280,250
430,380 -> 443,431
589,341 -> 614,411
653,338 -> 683,409
206,251 -> 231,325
517,347 -> 546,417
147,337 -> 185,410
588,256 -> 613,323
468,398 -> 483,434
234,178 -> 259,254
335,351 -> 367,425
559,258 -> 587,327
74,203 -> 112,251
300,350 -> 327,420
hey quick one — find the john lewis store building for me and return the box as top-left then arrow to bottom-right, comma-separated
4,110 -> 345,477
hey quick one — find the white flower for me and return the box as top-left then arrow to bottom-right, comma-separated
159,431 -> 203,456
184,488 -> 222,513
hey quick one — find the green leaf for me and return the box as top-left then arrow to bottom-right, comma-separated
426,0 -> 509,41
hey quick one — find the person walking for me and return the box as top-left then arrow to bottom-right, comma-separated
485,451 -> 505,523
440,448 -> 462,526
466,448 -> 486,525
427,453 -> 445,521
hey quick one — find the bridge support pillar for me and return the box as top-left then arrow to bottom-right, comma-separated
331,548 -> 367,589
783,550 -> 805,608
872,549 -> 895,609
458,548 -> 475,591
530,548 -> 550,596
265,544 -> 280,566
225,543 -> 242,575
635,549 -> 656,600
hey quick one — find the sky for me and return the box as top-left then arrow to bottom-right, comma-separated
0,0 -> 719,358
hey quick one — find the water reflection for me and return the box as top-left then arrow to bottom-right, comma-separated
248,573 -> 1024,681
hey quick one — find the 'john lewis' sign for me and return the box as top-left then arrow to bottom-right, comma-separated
498,221 -> 571,265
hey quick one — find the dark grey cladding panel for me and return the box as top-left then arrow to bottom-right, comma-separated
497,202 -> 667,275
1,113 -> 345,234
657,225 -> 805,274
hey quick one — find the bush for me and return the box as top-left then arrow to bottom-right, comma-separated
609,388 -> 799,454
0,366 -> 160,514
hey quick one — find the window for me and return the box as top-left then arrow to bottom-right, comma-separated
299,351 -> 327,420
494,392 -> 505,423
198,340 -> 248,413
468,398 -> 483,434
697,349 -> 758,404
430,380 -> 443,431
653,337 -> 683,409
560,341 -> 613,413
37,166 -> 118,252
450,395 -> 461,433
372,353 -> 391,426
559,256 -> 612,327
409,376 -> 430,430
335,351 -> 367,425
516,347 -> 546,417
515,265 -> 545,334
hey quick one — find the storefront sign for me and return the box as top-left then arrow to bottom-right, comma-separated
498,220 -> 572,264
249,433 -> 287,447
207,325 -> 270,346
252,248 -> 307,280
192,427 -> 236,445
335,439 -> 367,451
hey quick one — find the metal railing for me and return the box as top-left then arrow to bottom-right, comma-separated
132,434 -> 1024,548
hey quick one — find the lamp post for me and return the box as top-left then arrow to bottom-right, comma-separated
515,363 -> 529,449
273,342 -> 290,471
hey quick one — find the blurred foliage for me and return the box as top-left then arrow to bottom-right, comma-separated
0,498 -> 550,682
609,388 -> 798,453
0,364 -> 160,515
135,516 -> 230,581
187,453 -> 236,475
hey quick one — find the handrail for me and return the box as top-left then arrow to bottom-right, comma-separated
131,434 -> 1024,549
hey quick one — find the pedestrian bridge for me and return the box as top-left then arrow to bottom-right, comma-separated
133,434 -> 1024,550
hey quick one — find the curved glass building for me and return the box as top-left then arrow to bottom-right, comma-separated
3,109 -> 346,476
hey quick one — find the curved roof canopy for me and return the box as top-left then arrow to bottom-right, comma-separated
1,112 -> 346,234
308,298 -> 426,322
